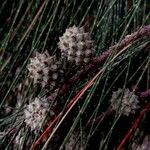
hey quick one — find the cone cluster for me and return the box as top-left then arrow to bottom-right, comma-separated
27,25 -> 95,90
25,25 -> 96,131
131,135 -> 150,150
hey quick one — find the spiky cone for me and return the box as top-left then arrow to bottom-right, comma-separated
58,25 -> 95,66
24,97 -> 54,133
27,51 -> 64,91
110,88 -> 139,116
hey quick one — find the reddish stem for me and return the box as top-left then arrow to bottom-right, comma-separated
116,102 -> 150,150
32,83 -> 88,149
32,114 -> 61,150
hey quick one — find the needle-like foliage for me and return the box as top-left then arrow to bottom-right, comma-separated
0,0 -> 150,150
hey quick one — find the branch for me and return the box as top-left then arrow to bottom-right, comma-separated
48,25 -> 150,101
140,89 -> 150,99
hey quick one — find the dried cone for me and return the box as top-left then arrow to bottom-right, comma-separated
58,25 -> 95,66
27,51 -> 64,90
110,88 -> 139,116
24,97 -> 54,132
